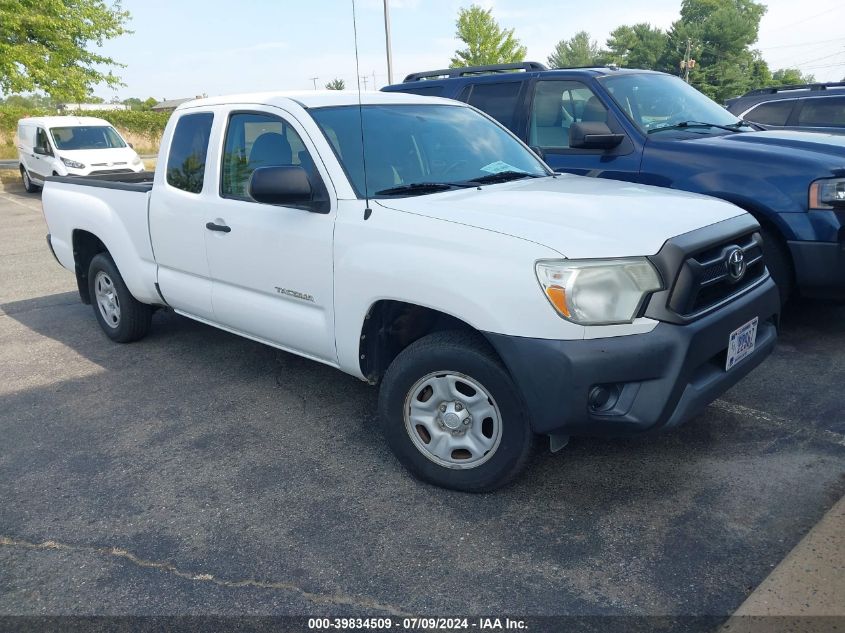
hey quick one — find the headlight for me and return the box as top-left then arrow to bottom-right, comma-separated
809,178 -> 845,210
131,155 -> 142,166
535,258 -> 662,325
61,157 -> 86,170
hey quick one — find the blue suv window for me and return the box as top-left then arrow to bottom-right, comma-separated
530,80 -> 607,149
461,81 -> 522,129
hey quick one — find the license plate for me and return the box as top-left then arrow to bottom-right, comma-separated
726,317 -> 759,371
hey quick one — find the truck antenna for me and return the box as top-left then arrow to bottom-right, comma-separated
351,0 -> 373,219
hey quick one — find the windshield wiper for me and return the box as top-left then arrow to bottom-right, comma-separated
648,120 -> 748,134
465,171 -> 541,185
374,182 -> 470,196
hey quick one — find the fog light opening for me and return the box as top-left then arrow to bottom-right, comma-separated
589,384 -> 621,413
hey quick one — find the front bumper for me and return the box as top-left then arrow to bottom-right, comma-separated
484,277 -> 780,437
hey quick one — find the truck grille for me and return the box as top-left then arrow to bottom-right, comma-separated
668,232 -> 766,317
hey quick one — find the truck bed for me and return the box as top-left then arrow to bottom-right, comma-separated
46,170 -> 155,193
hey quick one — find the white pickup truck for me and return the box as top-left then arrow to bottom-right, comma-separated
42,91 -> 780,491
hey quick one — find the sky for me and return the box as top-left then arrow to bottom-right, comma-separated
87,0 -> 845,101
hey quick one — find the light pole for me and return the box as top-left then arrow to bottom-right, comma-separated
309,77 -> 319,90
383,0 -> 394,85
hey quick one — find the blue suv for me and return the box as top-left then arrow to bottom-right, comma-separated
383,63 -> 845,301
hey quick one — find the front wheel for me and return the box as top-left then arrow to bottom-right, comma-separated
88,253 -> 152,343
378,331 -> 534,492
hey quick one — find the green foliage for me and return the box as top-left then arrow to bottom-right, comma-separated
771,68 -> 816,86
325,78 -> 346,90
0,0 -> 131,100
451,5 -> 526,68
606,24 -> 668,69
662,0 -> 769,101
547,31 -> 605,68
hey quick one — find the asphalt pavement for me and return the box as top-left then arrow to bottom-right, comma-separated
0,182 -> 843,630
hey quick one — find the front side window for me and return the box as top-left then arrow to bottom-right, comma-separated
50,126 -> 126,150
310,104 -> 549,198
221,112 -> 313,199
35,128 -> 52,153
798,97 -> 845,128
166,112 -> 214,193
462,81 -> 523,129
745,100 -> 795,126
529,80 -> 608,149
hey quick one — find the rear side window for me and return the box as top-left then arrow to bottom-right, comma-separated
461,81 -> 522,129
167,112 -> 214,193
797,97 -> 845,128
745,100 -> 794,126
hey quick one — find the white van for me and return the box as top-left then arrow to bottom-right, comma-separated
17,116 -> 144,193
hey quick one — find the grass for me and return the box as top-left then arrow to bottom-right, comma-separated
0,169 -> 20,186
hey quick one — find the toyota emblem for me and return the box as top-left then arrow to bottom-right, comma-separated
727,248 -> 746,281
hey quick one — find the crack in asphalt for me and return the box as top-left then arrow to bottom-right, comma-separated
0,536 -> 411,616
712,399 -> 845,447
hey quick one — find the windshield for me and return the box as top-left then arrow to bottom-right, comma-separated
600,73 -> 750,134
50,126 -> 127,150
310,104 -> 550,198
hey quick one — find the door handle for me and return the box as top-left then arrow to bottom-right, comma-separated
205,222 -> 231,233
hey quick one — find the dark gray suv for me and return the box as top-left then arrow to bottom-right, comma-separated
725,83 -> 845,134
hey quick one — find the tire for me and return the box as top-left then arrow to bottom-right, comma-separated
759,225 -> 793,306
378,330 -> 534,492
87,253 -> 152,343
20,167 -> 39,193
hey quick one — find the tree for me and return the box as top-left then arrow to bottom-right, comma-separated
547,31 -> 604,68
143,97 -> 158,110
450,5 -> 526,68
660,0 -> 769,102
0,0 -> 131,101
606,24 -> 668,69
325,78 -> 346,90
771,68 -> 815,86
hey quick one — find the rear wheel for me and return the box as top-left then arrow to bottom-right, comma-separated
759,225 -> 793,305
87,253 -> 152,343
20,167 -> 39,193
378,331 -> 534,492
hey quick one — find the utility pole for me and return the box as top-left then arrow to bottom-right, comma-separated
361,76 -> 369,90
372,70 -> 377,90
309,77 -> 319,90
683,38 -> 692,83
383,0 -> 394,85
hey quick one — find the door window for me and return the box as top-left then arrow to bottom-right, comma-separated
797,97 -> 845,128
745,100 -> 795,126
35,128 -> 52,154
530,80 -> 608,149
166,112 -> 214,193
461,81 -> 523,129
221,112 -> 314,200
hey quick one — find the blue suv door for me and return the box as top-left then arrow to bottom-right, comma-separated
526,76 -> 643,181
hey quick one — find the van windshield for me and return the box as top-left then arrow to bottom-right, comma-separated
50,126 -> 127,150
310,104 -> 550,198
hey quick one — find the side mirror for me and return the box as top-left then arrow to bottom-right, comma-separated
33,146 -> 48,155
128,142 -> 134,149
529,145 -> 546,161
569,122 -> 625,150
249,165 -> 312,207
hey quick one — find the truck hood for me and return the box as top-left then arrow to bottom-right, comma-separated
695,130 -> 845,161
376,175 -> 746,259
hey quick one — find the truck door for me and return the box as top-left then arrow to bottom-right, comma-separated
202,107 -> 337,364
148,111 -> 216,320
526,78 -> 642,181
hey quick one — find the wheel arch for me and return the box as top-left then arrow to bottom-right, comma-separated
358,299 -> 503,384
72,229 -> 109,304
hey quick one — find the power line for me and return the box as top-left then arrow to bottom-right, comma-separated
758,37 -> 845,51
765,5 -> 844,34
